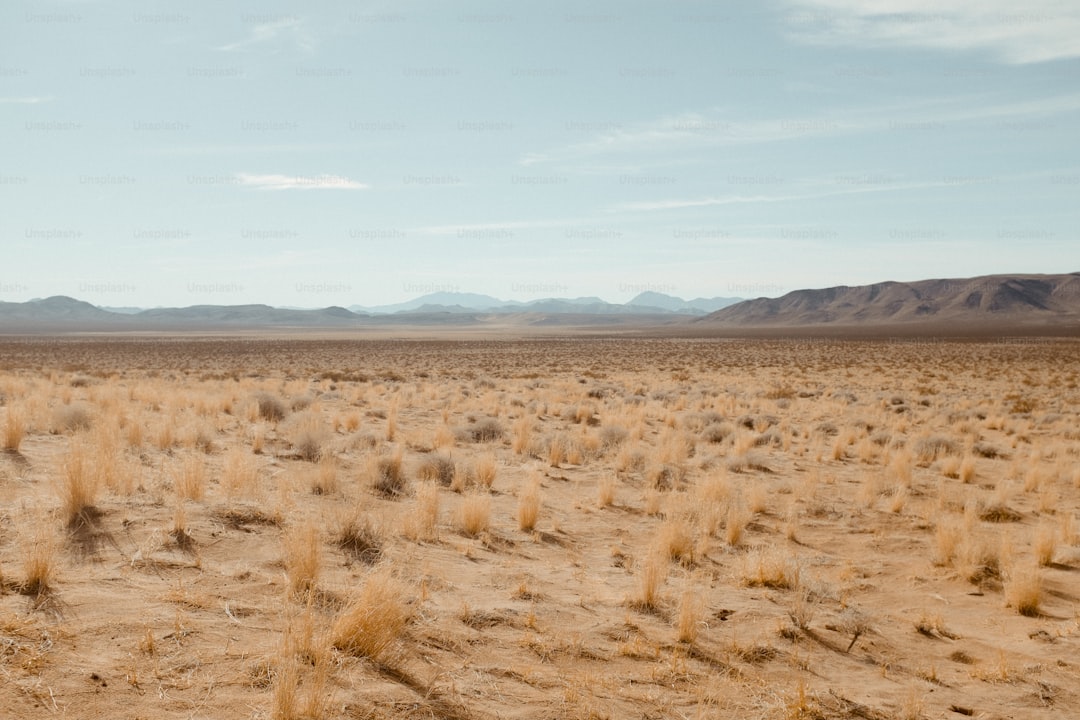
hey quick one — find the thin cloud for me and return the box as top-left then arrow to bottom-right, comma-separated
235,173 -> 368,190
521,93 -> 1080,169
782,0 -> 1080,64
0,96 -> 53,104
608,180 -> 949,213
218,17 -> 314,53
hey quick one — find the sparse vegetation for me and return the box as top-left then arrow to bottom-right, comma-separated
0,337 -> 1075,719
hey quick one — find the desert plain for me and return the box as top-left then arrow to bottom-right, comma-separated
0,334 -> 1078,719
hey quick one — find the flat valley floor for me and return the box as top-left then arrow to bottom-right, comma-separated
0,335 -> 1078,719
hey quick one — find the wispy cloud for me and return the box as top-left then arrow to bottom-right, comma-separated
521,93 -> 1080,169
218,18 -> 314,53
782,0 -> 1080,64
607,179 -> 951,213
0,96 -> 53,104
235,173 -> 367,190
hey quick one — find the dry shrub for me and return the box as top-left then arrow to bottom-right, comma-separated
310,456 -> 339,495
913,435 -> 959,463
2,405 -> 26,451
255,392 -> 288,423
332,566 -> 413,662
701,422 -> 734,444
517,479 -> 541,531
291,414 -> 328,462
459,492 -> 492,537
52,403 -> 94,434
371,450 -> 407,497
337,510 -> 384,564
283,522 -> 321,596
462,417 -> 504,443
417,452 -> 455,486
599,425 -> 628,450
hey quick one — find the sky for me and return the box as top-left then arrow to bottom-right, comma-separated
1,0 -> 1079,309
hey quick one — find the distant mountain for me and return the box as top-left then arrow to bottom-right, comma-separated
0,296 -> 125,328
627,291 -> 743,314
134,304 -> 364,326
350,292 -> 513,314
698,273 -> 1080,330
350,291 -> 743,316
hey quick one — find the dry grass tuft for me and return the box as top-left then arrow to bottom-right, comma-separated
516,478 -> 541,532
473,452 -> 498,489
597,474 -> 616,508
1004,562 -> 1042,616
332,566 -> 413,662
740,547 -> 799,590
283,522 -> 321,597
632,549 -> 668,612
3,405 -> 26,451
20,518 -> 57,597
402,482 -> 440,541
58,438 -> 99,528
459,492 -> 493,537
676,587 -> 703,643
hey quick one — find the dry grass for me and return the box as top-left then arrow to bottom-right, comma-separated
458,491 -> 492,537
331,565 -> 413,662
0,337 -> 1077,720
740,547 -> 799,590
597,474 -> 616,508
632,549 -> 667,611
1004,562 -> 1042,616
20,517 -> 57,597
402,482 -> 441,542
3,404 -> 26,451
516,477 -> 541,532
175,453 -> 207,501
1033,523 -> 1056,566
283,522 -> 321,596
676,587 -> 703,643
58,438 -> 99,527
473,452 -> 498,489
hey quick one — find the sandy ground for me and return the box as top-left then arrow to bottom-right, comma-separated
0,336 -> 1078,719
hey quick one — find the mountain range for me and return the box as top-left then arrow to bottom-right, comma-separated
1,274 -> 1078,334
347,291 -> 741,315
698,272 -> 1080,331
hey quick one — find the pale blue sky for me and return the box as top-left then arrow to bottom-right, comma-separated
2,0 -> 1078,308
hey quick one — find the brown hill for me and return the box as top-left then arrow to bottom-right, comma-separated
698,273 -> 1080,332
